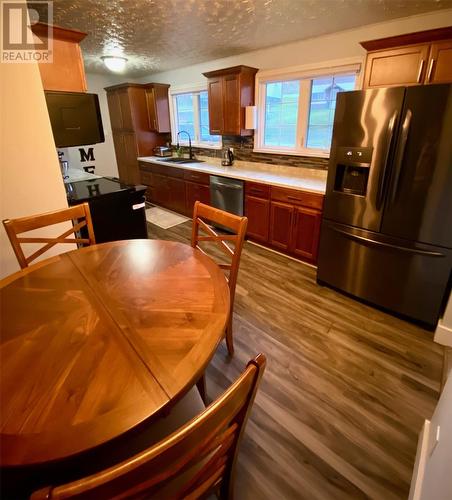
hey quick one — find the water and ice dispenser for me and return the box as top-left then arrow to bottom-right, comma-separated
333,147 -> 373,196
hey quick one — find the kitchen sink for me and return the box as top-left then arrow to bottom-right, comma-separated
158,157 -> 205,164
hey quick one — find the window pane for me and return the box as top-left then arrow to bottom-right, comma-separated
306,74 -> 356,150
175,93 -> 195,139
264,80 -> 300,148
199,91 -> 220,143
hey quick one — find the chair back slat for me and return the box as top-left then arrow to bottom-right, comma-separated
3,203 -> 96,269
31,354 -> 266,500
195,217 -> 235,258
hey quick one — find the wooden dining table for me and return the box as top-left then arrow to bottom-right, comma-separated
0,239 -> 230,472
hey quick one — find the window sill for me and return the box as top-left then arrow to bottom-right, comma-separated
253,147 -> 330,159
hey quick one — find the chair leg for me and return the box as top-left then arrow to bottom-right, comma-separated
196,374 -> 207,404
225,316 -> 234,357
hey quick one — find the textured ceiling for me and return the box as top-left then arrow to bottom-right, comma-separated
38,0 -> 452,76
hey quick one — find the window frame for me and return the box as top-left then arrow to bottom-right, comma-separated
254,59 -> 363,158
169,84 -> 222,150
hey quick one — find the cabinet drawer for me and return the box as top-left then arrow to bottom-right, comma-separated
139,162 -> 162,175
271,186 -> 324,210
183,170 -> 210,185
165,166 -> 185,178
245,182 -> 270,199
140,171 -> 154,186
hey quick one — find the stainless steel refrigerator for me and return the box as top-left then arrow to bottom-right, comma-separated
317,84 -> 452,329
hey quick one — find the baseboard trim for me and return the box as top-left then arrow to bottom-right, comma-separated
434,321 -> 452,347
408,419 -> 431,500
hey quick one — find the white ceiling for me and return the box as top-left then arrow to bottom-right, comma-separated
45,0 -> 452,76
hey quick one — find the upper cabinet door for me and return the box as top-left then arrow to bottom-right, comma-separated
31,23 -> 87,92
145,85 -> 171,133
426,40 -> 452,84
222,73 -> 240,135
118,89 -> 134,131
363,44 -> 430,88
203,66 -> 258,136
107,91 -> 123,130
146,88 -> 158,131
207,78 -> 224,135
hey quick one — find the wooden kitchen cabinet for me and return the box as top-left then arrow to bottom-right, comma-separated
144,84 -> 171,133
203,66 -> 258,136
292,206 -> 322,262
267,185 -> 324,263
244,182 -> 271,243
245,196 -> 270,243
363,44 -> 430,88
270,202 -> 294,251
361,27 -> 452,88
105,83 -> 167,185
427,40 -> 452,84
112,131 -> 140,185
186,181 -> 211,216
138,162 -> 211,217
207,78 -> 224,135
31,23 -> 87,92
168,177 -> 186,214
107,92 -> 123,130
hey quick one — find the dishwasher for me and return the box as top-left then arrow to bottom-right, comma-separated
210,175 -> 244,217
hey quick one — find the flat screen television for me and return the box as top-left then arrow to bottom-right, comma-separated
45,91 -> 105,148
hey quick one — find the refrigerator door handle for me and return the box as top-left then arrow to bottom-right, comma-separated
390,109 -> 412,205
331,226 -> 445,257
376,112 -> 398,210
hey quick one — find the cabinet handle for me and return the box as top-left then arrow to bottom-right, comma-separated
287,196 -> 302,202
417,59 -> 425,83
153,119 -> 157,130
426,59 -> 435,83
249,188 -> 264,195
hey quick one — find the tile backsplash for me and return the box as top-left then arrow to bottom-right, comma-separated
185,136 -> 329,170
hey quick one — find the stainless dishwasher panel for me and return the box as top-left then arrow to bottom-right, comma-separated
210,176 -> 244,216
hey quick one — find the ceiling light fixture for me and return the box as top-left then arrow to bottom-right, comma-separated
101,55 -> 128,72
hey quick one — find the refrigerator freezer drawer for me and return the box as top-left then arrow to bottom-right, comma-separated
317,221 -> 452,328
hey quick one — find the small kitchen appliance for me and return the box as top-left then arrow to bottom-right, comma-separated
153,146 -> 172,157
221,147 -> 234,166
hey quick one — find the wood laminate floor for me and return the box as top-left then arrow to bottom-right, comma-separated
148,221 -> 444,500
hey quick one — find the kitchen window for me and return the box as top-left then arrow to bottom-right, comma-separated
171,90 -> 221,148
255,63 -> 360,157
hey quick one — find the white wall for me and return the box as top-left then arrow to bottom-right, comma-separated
134,9 -> 452,87
0,54 -> 72,277
59,73 -> 122,178
410,373 -> 452,500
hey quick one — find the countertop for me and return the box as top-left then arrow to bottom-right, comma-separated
64,168 -> 101,184
138,156 -> 327,194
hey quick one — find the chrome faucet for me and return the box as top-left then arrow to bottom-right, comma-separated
176,130 -> 194,160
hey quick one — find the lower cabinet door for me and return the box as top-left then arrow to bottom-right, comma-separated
291,206 -> 322,263
153,173 -> 170,208
269,201 -> 293,251
168,177 -> 186,214
112,132 -> 129,184
186,181 -> 211,217
245,195 -> 270,243
122,132 -> 140,185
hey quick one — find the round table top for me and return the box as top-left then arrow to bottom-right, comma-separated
0,239 -> 230,468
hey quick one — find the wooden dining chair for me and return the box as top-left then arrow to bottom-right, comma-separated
31,353 -> 266,500
191,201 -> 248,357
2,203 -> 96,269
